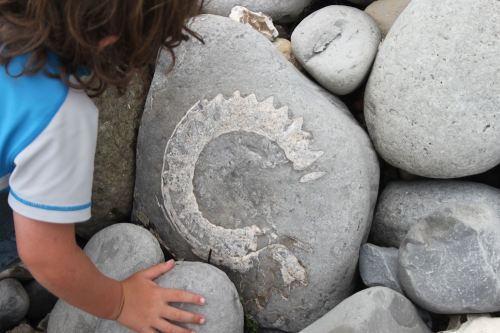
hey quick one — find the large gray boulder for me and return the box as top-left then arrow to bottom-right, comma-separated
299,287 -> 431,333
371,181 -> 500,247
399,204 -> 500,314
292,5 -> 380,95
359,243 -> 402,293
96,261 -> 244,333
47,223 -> 164,333
0,279 -> 29,332
132,14 -> 379,332
364,0 -> 500,178
202,0 -> 313,23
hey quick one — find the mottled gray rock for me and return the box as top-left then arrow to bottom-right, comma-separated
76,72 -> 149,240
364,0 -> 500,178
299,287 -> 431,333
371,180 -> 500,247
0,279 -> 29,332
132,14 -> 379,332
365,0 -> 411,38
48,223 -> 164,333
202,0 -> 313,23
25,280 -> 57,323
359,243 -> 402,293
292,5 -> 380,95
96,261 -> 243,333
399,204 -> 500,313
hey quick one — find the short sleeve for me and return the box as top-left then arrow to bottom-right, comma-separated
8,88 -> 98,223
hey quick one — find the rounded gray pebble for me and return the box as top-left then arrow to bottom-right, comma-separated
0,278 -> 29,332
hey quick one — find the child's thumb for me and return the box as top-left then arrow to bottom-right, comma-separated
141,259 -> 175,280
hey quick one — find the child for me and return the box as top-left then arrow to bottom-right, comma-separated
0,1 -> 207,332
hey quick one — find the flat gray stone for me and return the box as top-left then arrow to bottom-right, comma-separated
292,5 -> 380,95
47,223 -> 164,333
0,279 -> 29,332
96,261 -> 243,333
202,0 -> 313,23
299,286 -> 431,333
132,14 -> 379,332
399,204 -> 500,313
364,0 -> 500,178
359,243 -> 402,293
371,180 -> 500,247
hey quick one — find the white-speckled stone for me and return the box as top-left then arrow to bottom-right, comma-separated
47,223 -> 164,333
96,261 -> 244,333
364,0 -> 500,178
292,5 -> 381,95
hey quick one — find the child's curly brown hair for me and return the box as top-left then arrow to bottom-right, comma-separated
0,0 -> 203,95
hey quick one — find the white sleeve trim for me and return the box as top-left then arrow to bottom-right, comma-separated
8,87 -> 98,223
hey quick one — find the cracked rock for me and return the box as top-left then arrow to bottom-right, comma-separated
291,5 -> 381,95
299,287 -> 431,333
132,14 -> 379,332
399,204 -> 500,313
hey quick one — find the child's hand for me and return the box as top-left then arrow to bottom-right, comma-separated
116,259 -> 206,333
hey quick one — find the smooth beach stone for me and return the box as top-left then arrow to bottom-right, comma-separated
299,287 -> 431,333
364,0 -> 500,178
399,205 -> 500,313
47,223 -> 164,333
365,0 -> 411,38
202,0 -> 313,23
440,316 -> 500,333
291,5 -> 380,95
0,279 -> 29,332
359,243 -> 402,293
96,261 -> 243,333
371,180 -> 500,247
132,14 -> 379,332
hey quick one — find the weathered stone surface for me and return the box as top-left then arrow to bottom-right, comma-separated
365,0 -> 411,38
364,0 -> 500,178
299,287 -> 431,333
76,72 -> 149,240
96,261 -> 244,333
399,204 -> 500,313
132,14 -> 379,332
291,5 -> 380,95
359,243 -> 402,293
0,279 -> 29,332
202,0 -> 313,23
371,180 -> 500,247
440,316 -> 500,333
48,223 -> 164,333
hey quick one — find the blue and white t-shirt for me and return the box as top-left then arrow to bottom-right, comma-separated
0,52 -> 98,223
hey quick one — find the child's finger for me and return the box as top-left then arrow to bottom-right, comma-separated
163,288 -> 206,305
162,306 -> 205,324
140,260 -> 175,280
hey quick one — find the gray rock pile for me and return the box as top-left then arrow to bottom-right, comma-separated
0,279 -> 29,332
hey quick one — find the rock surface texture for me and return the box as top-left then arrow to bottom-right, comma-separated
76,72 -> 149,239
365,0 -> 411,38
291,5 -> 381,95
364,0 -> 500,178
371,181 -> 500,247
399,204 -> 500,313
47,223 -> 164,333
133,14 -> 379,332
440,316 -> 500,333
202,0 -> 313,22
299,287 -> 431,333
359,243 -> 402,293
0,279 -> 29,332
96,261 -> 244,333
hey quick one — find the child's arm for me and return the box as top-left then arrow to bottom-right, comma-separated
13,212 -> 206,333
